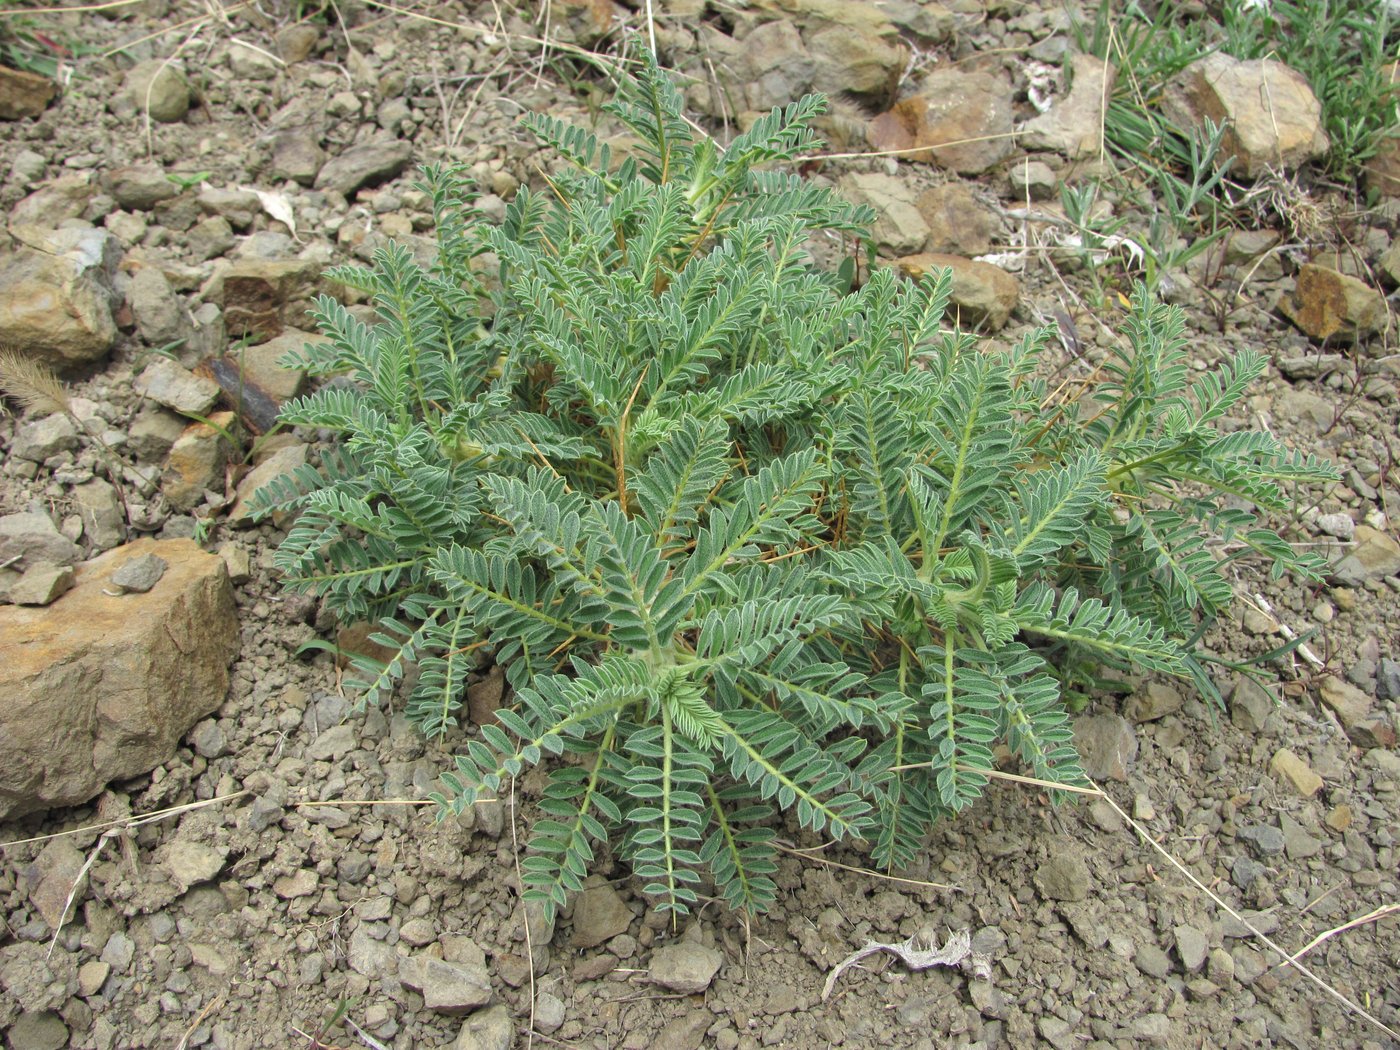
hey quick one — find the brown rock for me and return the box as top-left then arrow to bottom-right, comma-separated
227,442 -> 308,526
229,328 -> 316,401
161,413 -> 236,512
916,183 -> 998,256
867,70 -> 1015,174
1280,264 -> 1387,343
1269,748 -> 1323,797
1020,55 -> 1116,160
893,253 -> 1019,331
468,665 -> 506,728
9,173 -> 94,226
219,259 -> 321,340
1163,54 -> 1328,178
0,65 -> 57,121
770,0 -> 908,101
1365,131 -> 1400,198
0,538 -> 238,820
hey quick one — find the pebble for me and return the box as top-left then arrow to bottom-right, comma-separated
1073,713 -> 1137,780
534,990 -> 565,1033
1280,813 -> 1322,860
190,720 -> 227,758
1034,844 -> 1090,902
1174,925 -> 1208,973
1231,856 -> 1267,889
455,1004 -> 512,1050
648,942 -> 723,993
1134,943 -> 1172,979
101,931 -> 135,973
1236,824 -> 1285,857
272,869 -> 318,899
570,876 -> 633,949
403,955 -> 493,1013
78,959 -> 111,997
1270,748 -> 1324,797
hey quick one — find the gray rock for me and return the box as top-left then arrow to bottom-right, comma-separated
648,941 -> 723,993
1377,658 -> 1400,701
838,173 -> 930,255
348,925 -> 398,979
100,931 -> 136,973
198,185 -> 262,230
315,139 -> 413,196
227,39 -> 281,80
1021,55 -> 1115,159
1230,856 -> 1267,889
1174,925 -> 1208,973
104,165 -> 179,211
122,60 -> 192,123
1131,1013 -> 1172,1045
128,266 -> 191,348
402,955 -> 493,1013
893,253 -> 1019,332
1332,526 -> 1400,584
6,1011 -> 68,1050
10,172 -> 95,226
10,562 -> 75,606
1008,158 -> 1057,201
110,552 -> 168,593
1134,942 -> 1172,979
1236,823 -> 1285,858
534,990 -> 565,1033
570,876 -> 633,949
1314,512 -> 1355,540
1229,675 -> 1274,733
305,723 -> 356,761
1037,1016 -> 1075,1050
1072,713 -> 1137,780
158,839 -> 226,891
161,414 -> 234,512
1279,813 -> 1322,860
692,21 -> 814,116
134,358 -> 220,416
190,719 -> 226,758
188,216 -> 237,262
128,405 -> 188,462
0,228 -> 121,372
455,1004 -> 513,1050
268,130 -> 326,186
72,478 -> 126,551
8,149 -> 48,186
0,509 -> 82,569
228,443 -> 308,527
1034,844 -> 1090,902
0,538 -> 237,820
12,413 -> 79,463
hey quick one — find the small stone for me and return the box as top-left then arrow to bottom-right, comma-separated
134,358 -> 220,416
399,917 -> 437,947
969,979 -> 1006,1018
122,60 -> 192,123
1270,748 -> 1324,797
1207,946 -> 1235,983
72,478 -> 125,551
159,840 -> 226,890
571,875 -> 633,949
29,839 -> 85,929
5,1011 -> 68,1050
1333,526 -> 1400,584
101,930 -> 136,973
268,130 -> 326,187
1324,804 -> 1353,832
915,182 -> 999,256
1173,925 -> 1208,973
1279,813 -> 1322,860
161,415 -> 235,512
837,173 -> 930,255
1072,713 -> 1137,780
0,66 -> 57,120
1220,909 -> 1278,939
190,719 -> 226,758
109,553 -> 168,594
1008,158 -> 1058,201
1236,824 -> 1285,857
128,265 -> 191,348
1034,841 -> 1090,902
227,443 -> 308,527
1124,682 -> 1183,723
1134,942 -> 1172,979
227,39 -> 281,80
217,543 -> 251,583
648,941 -> 723,993
1131,1012 -> 1172,1045
78,959 -> 111,997
1231,856 -> 1267,889
248,795 -> 283,833
13,413 -> 80,463
0,509 -> 82,569
1315,512 -> 1355,540
315,139 -> 413,196
276,23 -> 321,63
402,956 -> 493,1014
1230,675 -> 1275,732
273,869 -> 319,899
0,228 -> 121,372
534,990 -> 565,1033
348,925 -> 398,979
306,723 -> 356,761
1132,793 -> 1156,821
1037,1016 -> 1075,1050
455,1004 -> 512,1050
10,562 -> 75,606
104,164 -> 179,211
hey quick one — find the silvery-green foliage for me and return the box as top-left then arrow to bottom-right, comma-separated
251,51 -> 1336,919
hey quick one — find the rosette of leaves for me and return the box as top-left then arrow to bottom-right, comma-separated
250,50 -> 1336,919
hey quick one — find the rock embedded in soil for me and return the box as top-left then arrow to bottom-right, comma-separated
455,1004 -> 513,1050
648,941 -> 723,994
219,258 -> 322,340
1034,844 -> 1091,902
1280,264 -> 1388,344
315,138 -> 413,196
227,443 -> 308,526
6,1010 -> 68,1050
121,59 -> 192,123
1163,54 -> 1328,178
838,173 -> 929,255
915,183 -> 999,255
0,537 -> 237,819
1229,675 -> 1275,733
892,253 -> 1019,331
1124,682 -> 1183,723
128,265 -> 193,348
1174,925 -> 1208,973
161,412 -> 236,512
867,70 -> 1015,174
402,955 -> 494,1014
1331,525 -> 1400,584
1269,748 -> 1323,797
103,164 -> 180,211
570,875 -> 633,949
0,228 -> 122,372
11,413 -> 79,463
1072,712 -> 1137,781
1019,55 -> 1115,160
0,508 -> 82,570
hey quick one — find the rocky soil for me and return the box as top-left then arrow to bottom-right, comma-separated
2,1 -> 1399,1048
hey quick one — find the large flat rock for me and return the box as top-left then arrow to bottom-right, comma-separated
0,538 -> 239,820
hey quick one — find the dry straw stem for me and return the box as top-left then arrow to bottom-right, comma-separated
0,347 -> 71,417
969,766 -> 1400,1041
